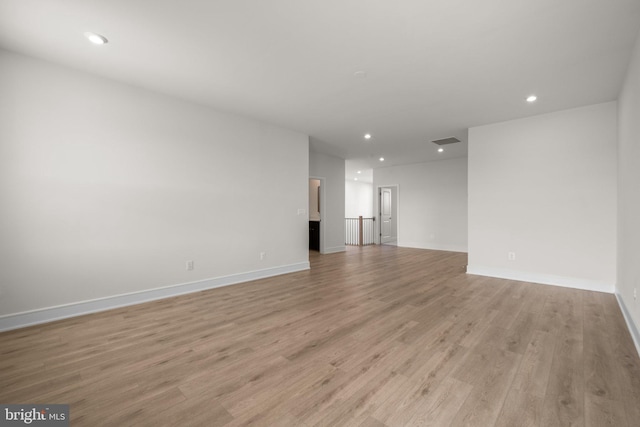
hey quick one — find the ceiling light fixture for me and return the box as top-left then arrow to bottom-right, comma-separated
526,95 -> 537,102
354,178 -> 358,181
438,148 -> 444,153
364,133 -> 372,140
379,157 -> 385,162
357,170 -> 362,174
84,32 -> 108,45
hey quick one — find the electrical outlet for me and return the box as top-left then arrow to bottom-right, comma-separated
260,252 -> 266,260
186,260 -> 194,271
508,252 -> 516,261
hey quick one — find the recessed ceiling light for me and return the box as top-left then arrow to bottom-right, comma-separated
357,170 -> 362,174
354,178 -> 358,181
84,32 -> 108,45
364,133 -> 372,140
438,148 -> 444,153
379,157 -> 385,162
526,95 -> 537,102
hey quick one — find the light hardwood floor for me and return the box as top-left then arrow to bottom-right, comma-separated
1,246 -> 639,426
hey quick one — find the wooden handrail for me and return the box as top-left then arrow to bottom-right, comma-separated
345,217 -> 375,246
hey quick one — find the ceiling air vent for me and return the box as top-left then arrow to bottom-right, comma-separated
431,137 -> 460,145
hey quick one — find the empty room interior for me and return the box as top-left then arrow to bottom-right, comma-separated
1,1 -> 640,426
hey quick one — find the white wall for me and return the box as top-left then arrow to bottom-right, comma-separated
345,180 -> 373,218
0,50 -> 309,327
468,102 -> 617,292
617,30 -> 640,351
309,151 -> 345,254
373,158 -> 468,252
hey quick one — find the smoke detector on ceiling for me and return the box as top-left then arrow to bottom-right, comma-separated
431,137 -> 460,146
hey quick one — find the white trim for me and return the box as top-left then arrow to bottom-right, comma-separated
615,293 -> 640,358
466,265 -> 614,293
323,245 -> 346,254
0,262 -> 310,332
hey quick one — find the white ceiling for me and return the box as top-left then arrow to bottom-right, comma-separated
1,0 -> 639,181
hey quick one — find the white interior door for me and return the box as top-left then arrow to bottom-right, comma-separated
380,188 -> 393,244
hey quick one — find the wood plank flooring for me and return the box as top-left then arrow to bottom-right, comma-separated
1,246 -> 639,426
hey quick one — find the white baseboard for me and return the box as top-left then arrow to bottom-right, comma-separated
466,265 -> 614,294
323,245 -> 346,254
400,241 -> 468,253
0,261 -> 310,332
615,293 -> 640,358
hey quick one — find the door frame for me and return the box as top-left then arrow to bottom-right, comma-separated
376,184 -> 399,245
310,176 -> 326,254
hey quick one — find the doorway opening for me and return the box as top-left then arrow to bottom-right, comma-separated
377,185 -> 398,245
309,177 -> 325,253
